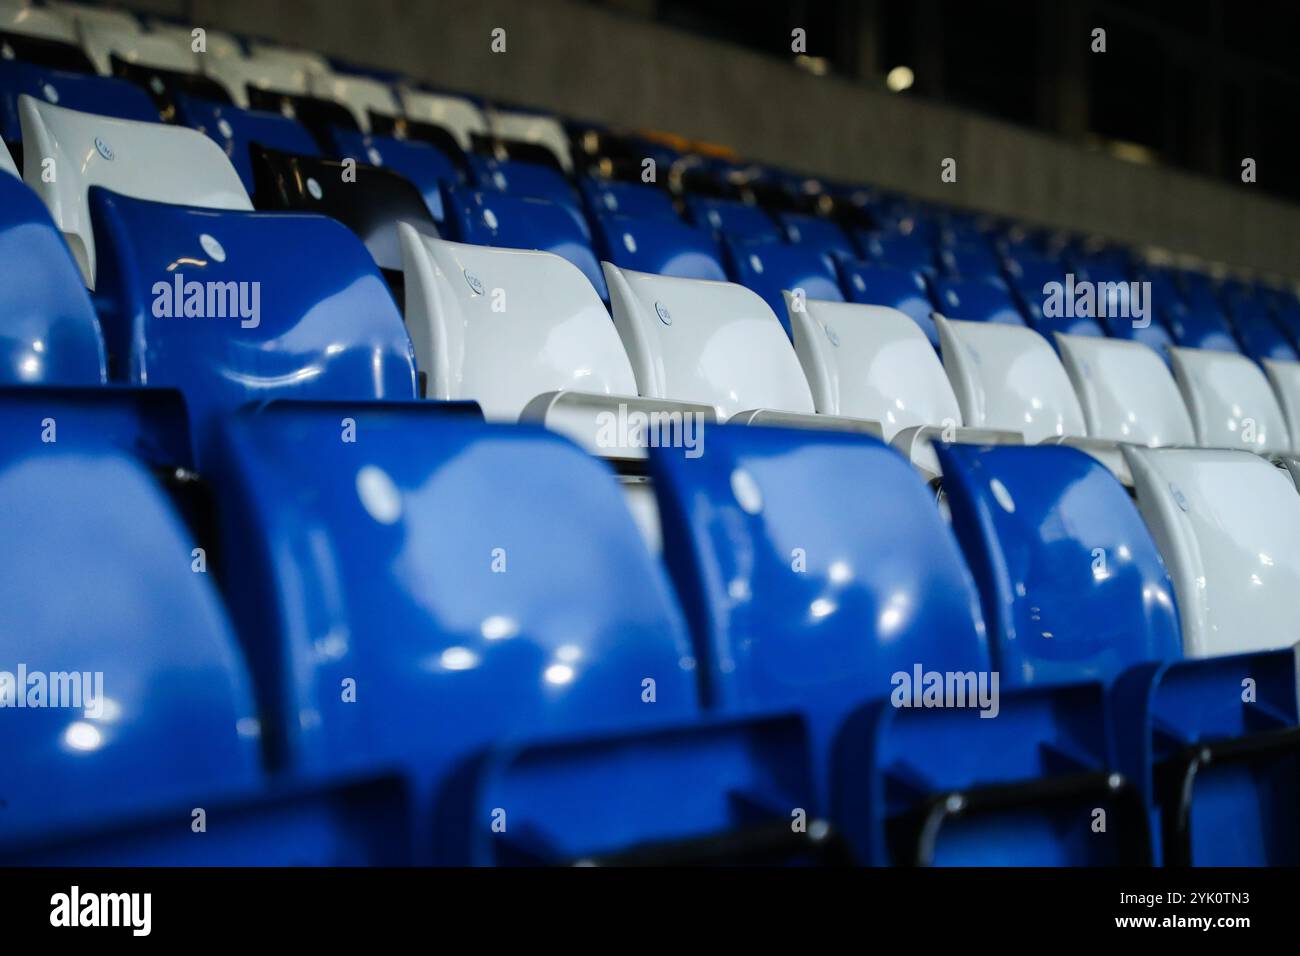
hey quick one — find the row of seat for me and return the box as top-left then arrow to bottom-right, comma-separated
5,393 -> 1297,865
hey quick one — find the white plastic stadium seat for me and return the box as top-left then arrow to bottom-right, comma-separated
1169,346 -> 1292,454
936,314 -> 1086,443
1126,446 -> 1300,658
246,42 -> 331,77
604,264 -> 824,422
0,135 -> 16,176
20,96 -> 251,286
50,1 -> 138,39
400,89 -> 488,152
790,296 -> 1018,476
81,22 -> 199,75
310,72 -> 398,133
146,22 -> 243,62
1055,333 -> 1195,447
400,226 -> 641,420
789,297 -> 960,434
1262,359 -> 1300,454
0,1 -> 77,43
207,53 -> 311,106
489,108 -> 572,171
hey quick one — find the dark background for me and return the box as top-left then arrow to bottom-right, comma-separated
616,0 -> 1298,201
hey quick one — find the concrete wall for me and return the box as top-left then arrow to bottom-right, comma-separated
123,0 -> 1300,278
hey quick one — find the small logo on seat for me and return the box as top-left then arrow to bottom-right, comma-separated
824,324 -> 840,347
465,270 -> 485,295
1169,482 -> 1190,512
655,301 -> 672,326
42,83 -> 58,103
217,118 -> 234,139
94,137 -> 114,161
199,233 -> 226,263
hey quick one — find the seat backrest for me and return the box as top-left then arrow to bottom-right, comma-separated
216,407 -> 698,775
468,153 -> 577,208
1167,304 -> 1241,353
1126,446 -> 1300,658
309,71 -> 397,132
838,260 -> 937,345
173,94 -> 319,196
790,298 -> 959,435
1168,346 -> 1291,453
0,132 -> 13,175
400,227 -> 637,414
81,22 -> 195,75
147,21 -> 243,61
861,229 -> 934,273
487,107 -> 572,171
591,212 -> 726,282
19,96 -> 250,286
1,2 -> 77,44
648,424 -> 989,730
685,196 -> 780,242
89,189 -> 417,465
0,447 -> 261,842
933,276 -> 1025,326
399,88 -> 487,153
52,1 -> 139,38
605,264 -> 814,419
777,212 -> 857,260
938,239 -> 1002,281
445,186 -> 606,299
580,177 -> 678,221
325,128 -> 455,223
0,60 -> 157,142
250,144 -> 436,273
724,239 -> 842,337
938,443 -> 1182,688
936,314 -> 1086,442
1233,303 -> 1298,364
0,173 -> 104,383
1055,333 -> 1194,446
205,53 -> 310,107
1263,359 -> 1300,452
245,42 -> 331,77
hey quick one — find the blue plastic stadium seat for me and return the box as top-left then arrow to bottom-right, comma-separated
1012,275 -> 1107,337
172,94 -> 320,198
933,276 -> 1026,326
1232,303 -> 1298,363
0,174 -> 105,385
88,189 -> 417,467
591,212 -> 726,282
445,186 -> 607,299
325,126 -> 458,223
1166,304 -> 1242,353
468,153 -> 577,209
0,60 -> 158,143
649,425 -> 1132,865
837,260 -> 937,345
723,238 -> 843,337
937,443 -> 1300,865
0,448 -> 262,854
938,239 -> 1003,281
776,212 -> 858,261
213,407 -> 821,865
857,228 -> 936,274
685,195 -> 781,243
579,176 -> 678,221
